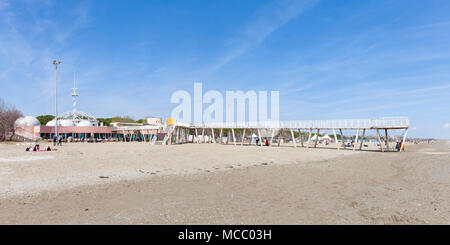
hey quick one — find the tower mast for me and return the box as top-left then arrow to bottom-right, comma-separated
71,72 -> 78,119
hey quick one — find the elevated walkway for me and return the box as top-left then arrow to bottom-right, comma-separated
167,117 -> 410,152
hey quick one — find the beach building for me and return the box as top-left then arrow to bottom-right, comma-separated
14,77 -> 164,141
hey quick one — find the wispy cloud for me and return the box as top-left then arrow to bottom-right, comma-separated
0,0 -> 92,114
444,123 -> 450,129
212,0 -> 319,71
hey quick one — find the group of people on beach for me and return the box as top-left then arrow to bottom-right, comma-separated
26,135 -> 62,152
25,144 -> 56,152
255,138 -> 270,146
53,135 -> 63,146
395,141 -> 405,151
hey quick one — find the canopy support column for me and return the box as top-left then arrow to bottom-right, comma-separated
201,128 -> 205,144
401,128 -> 409,152
359,129 -> 366,151
290,129 -> 297,148
257,128 -> 263,146
241,128 -> 246,146
376,129 -> 384,152
353,128 -> 360,151
270,129 -> 275,147
307,128 -> 312,149
231,128 -> 236,146
339,129 -> 345,149
333,128 -> 340,150
385,129 -> 390,152
314,129 -> 320,148
298,129 -> 304,147
278,129 -> 283,147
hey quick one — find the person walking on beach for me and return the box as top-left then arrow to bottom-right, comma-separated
57,136 -> 62,146
53,135 -> 57,146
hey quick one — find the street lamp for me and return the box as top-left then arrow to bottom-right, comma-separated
53,60 -> 61,140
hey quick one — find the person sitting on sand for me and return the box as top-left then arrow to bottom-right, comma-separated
25,146 -> 30,152
265,139 -> 269,146
47,146 -> 52,151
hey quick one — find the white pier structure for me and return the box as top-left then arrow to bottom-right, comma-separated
166,117 -> 410,152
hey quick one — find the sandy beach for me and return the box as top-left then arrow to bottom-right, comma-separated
0,141 -> 449,224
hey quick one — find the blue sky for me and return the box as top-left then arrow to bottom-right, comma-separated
0,0 -> 449,138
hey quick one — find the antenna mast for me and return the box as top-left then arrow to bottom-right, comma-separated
71,72 -> 79,118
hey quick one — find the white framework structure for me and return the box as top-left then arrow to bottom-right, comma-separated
165,117 -> 410,153
51,74 -> 99,126
56,110 -> 98,125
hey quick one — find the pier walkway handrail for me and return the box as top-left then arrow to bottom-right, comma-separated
176,117 -> 409,130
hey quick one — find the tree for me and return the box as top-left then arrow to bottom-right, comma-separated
97,116 -> 137,126
136,119 -> 147,124
97,118 -> 113,126
0,99 -> 23,141
36,115 -> 55,125
110,116 -> 136,123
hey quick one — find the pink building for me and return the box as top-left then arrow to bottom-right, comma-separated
14,116 -> 164,142
15,125 -> 113,141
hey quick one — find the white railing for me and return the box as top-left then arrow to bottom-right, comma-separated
174,117 -> 409,129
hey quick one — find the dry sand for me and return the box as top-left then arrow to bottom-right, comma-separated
0,141 -> 449,224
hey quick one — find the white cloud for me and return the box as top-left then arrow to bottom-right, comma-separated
444,123 -> 450,129
212,0 -> 319,71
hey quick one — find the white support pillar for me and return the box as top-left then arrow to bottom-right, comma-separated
376,129 -> 384,152
168,127 -> 174,145
270,129 -> 275,147
219,128 -> 223,144
307,128 -> 312,149
201,128 -> 205,144
211,128 -> 215,144
290,129 -> 297,148
231,128 -> 236,146
180,128 -> 184,143
182,128 -> 185,144
400,128 -> 408,152
314,129 -> 320,148
186,128 -> 189,143
359,129 -> 366,151
333,128 -> 340,151
278,129 -> 283,147
298,129 -> 304,147
195,128 -> 199,144
257,128 -> 263,146
384,129 -> 390,152
339,129 -> 345,149
241,128 -> 246,146
353,128 -> 360,151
